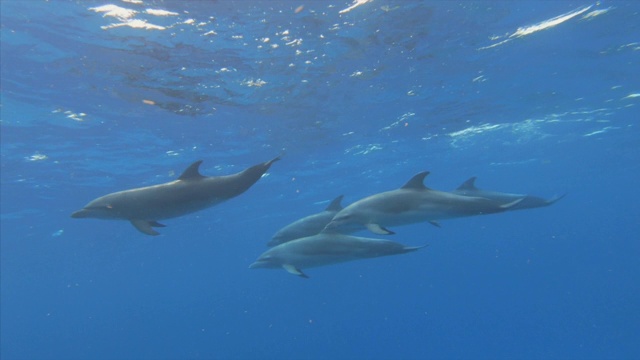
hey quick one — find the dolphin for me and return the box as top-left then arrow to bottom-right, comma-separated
453,177 -> 566,210
324,172 -> 521,235
268,195 -> 344,247
71,156 -> 280,235
250,232 -> 423,278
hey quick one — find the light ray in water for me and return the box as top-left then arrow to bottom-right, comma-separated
479,5 -> 594,50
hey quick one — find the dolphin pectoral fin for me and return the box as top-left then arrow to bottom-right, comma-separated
149,221 -> 166,228
428,220 -> 441,228
366,223 -> 395,235
130,220 -> 161,236
282,264 -> 309,278
500,198 -> 524,209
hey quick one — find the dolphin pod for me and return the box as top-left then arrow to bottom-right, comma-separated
72,159 -> 563,278
71,156 -> 280,235
250,171 -> 563,278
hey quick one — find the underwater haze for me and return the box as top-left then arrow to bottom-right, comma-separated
1,1 -> 639,359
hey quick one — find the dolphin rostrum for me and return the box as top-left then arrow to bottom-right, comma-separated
453,177 -> 566,210
71,156 -> 280,235
324,172 -> 521,235
268,195 -> 344,247
250,232 -> 423,278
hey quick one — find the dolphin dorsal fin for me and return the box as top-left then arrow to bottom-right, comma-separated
401,172 -> 430,190
325,195 -> 344,211
178,160 -> 205,180
456,176 -> 478,191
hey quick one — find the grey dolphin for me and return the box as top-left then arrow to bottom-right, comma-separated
268,195 -> 344,247
250,232 -> 423,278
71,156 -> 280,235
453,177 -> 566,210
324,172 -> 521,235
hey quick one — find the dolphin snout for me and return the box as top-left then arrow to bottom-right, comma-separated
71,209 -> 88,218
249,259 -> 274,269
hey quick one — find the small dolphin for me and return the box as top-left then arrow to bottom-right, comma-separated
325,172 -> 521,235
268,195 -> 344,247
71,156 -> 280,235
453,177 -> 566,210
250,232 -> 423,278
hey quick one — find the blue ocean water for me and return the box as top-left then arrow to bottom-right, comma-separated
1,0 -> 639,359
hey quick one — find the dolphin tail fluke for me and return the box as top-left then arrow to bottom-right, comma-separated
428,220 -> 441,228
366,223 -> 395,235
500,198 -> 524,209
266,155 -> 282,167
130,220 -> 161,236
283,264 -> 309,278
547,193 -> 567,205
403,244 -> 428,253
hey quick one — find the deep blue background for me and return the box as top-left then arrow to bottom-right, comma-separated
1,1 -> 639,359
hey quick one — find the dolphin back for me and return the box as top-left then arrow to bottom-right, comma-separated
269,195 -> 344,247
269,211 -> 335,246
